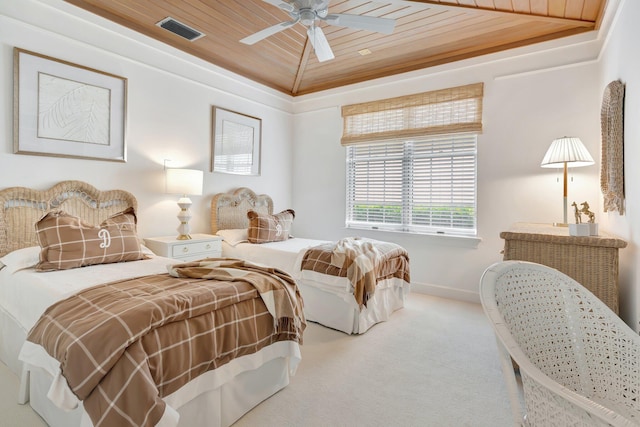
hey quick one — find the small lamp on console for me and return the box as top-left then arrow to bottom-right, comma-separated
540,136 -> 594,226
165,168 -> 203,240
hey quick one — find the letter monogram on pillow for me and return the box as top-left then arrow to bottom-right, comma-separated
35,207 -> 147,271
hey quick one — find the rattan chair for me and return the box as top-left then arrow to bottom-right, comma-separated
480,261 -> 640,427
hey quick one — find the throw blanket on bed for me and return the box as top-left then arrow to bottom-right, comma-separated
168,258 -> 305,333
300,237 -> 410,307
26,258 -> 305,427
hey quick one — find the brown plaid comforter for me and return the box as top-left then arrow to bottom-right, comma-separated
27,258 -> 305,427
299,238 -> 410,307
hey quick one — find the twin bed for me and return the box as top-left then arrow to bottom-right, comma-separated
0,181 -> 305,427
0,181 -> 410,427
211,187 -> 411,335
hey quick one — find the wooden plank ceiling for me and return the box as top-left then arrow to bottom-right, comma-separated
62,0 -> 607,96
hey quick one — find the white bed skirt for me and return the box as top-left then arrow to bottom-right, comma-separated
26,353 -> 294,427
221,239 -> 411,334
0,306 -> 25,377
2,305 -> 300,427
298,277 -> 409,334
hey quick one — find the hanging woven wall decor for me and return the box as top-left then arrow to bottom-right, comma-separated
600,79 -> 625,214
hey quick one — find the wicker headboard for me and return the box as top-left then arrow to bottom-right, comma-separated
0,180 -> 137,257
210,188 -> 273,233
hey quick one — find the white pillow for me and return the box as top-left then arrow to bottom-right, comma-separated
216,229 -> 249,247
0,246 -> 41,274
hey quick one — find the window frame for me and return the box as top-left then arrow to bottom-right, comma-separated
346,133 -> 478,237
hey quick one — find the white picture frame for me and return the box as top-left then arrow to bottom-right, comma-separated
13,48 -> 127,162
211,106 -> 261,175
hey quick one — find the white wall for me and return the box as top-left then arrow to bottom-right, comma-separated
0,0 -> 295,239
599,0 -> 640,331
291,13 -> 615,303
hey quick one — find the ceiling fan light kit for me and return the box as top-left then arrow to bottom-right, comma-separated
240,0 -> 396,62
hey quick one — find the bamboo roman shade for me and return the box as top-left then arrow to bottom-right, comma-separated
341,83 -> 484,146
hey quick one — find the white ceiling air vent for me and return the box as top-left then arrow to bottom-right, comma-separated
156,17 -> 205,41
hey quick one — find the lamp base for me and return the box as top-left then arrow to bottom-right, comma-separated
176,197 -> 193,241
552,222 -> 569,227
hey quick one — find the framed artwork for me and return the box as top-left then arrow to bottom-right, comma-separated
13,48 -> 127,162
211,106 -> 261,175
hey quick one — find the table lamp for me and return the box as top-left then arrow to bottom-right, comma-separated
165,168 -> 203,240
540,136 -> 594,226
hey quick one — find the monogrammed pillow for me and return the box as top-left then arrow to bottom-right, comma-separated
35,207 -> 147,271
247,209 -> 295,243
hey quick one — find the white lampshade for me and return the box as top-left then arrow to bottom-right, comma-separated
540,136 -> 594,227
165,168 -> 203,196
540,137 -> 594,168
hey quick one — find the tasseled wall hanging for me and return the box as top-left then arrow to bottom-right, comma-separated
600,79 -> 625,214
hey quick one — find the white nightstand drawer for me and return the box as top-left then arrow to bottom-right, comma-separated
144,234 -> 223,261
171,240 -> 221,258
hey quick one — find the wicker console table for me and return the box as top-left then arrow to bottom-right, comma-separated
500,223 -> 627,314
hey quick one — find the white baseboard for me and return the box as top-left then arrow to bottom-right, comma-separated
410,282 -> 480,304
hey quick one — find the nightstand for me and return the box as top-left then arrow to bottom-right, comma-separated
500,223 -> 627,314
144,234 -> 222,262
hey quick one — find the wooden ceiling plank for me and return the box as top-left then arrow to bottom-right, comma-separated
188,1 -> 307,60
296,24 -> 588,94
225,0 -> 297,37
582,0 -> 602,20
511,0 -> 532,13
292,40 -> 313,95
314,15 -> 581,69
181,1 -> 303,51
314,7 -> 580,67
328,0 -> 390,15
322,8 -> 458,54
330,16 -> 576,66
330,12 -> 497,52
565,0 -> 587,19
474,0 -> 498,7
406,0 -> 595,24
589,0 -> 608,28
492,0 -> 516,10
548,0 -> 568,16
324,7 -> 453,41
530,0 -> 549,15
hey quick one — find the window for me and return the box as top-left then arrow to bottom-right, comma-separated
342,83 -> 483,236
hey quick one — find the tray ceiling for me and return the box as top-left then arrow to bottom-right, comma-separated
63,0 -> 608,96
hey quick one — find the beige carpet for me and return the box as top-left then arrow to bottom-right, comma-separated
0,293 -> 513,426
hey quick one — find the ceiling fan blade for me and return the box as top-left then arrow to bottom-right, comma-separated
324,13 -> 395,34
261,0 -> 295,13
307,26 -> 334,62
240,19 -> 298,45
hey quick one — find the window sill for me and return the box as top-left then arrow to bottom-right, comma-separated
345,226 -> 482,249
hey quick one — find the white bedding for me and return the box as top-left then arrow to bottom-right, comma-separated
220,237 -> 410,334
0,246 -> 301,427
0,246 -> 172,333
222,238 -> 362,297
221,238 -> 326,275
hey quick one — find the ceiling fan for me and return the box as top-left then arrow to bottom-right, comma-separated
240,0 -> 396,62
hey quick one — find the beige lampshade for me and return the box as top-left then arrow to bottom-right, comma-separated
540,137 -> 594,168
165,168 -> 203,196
